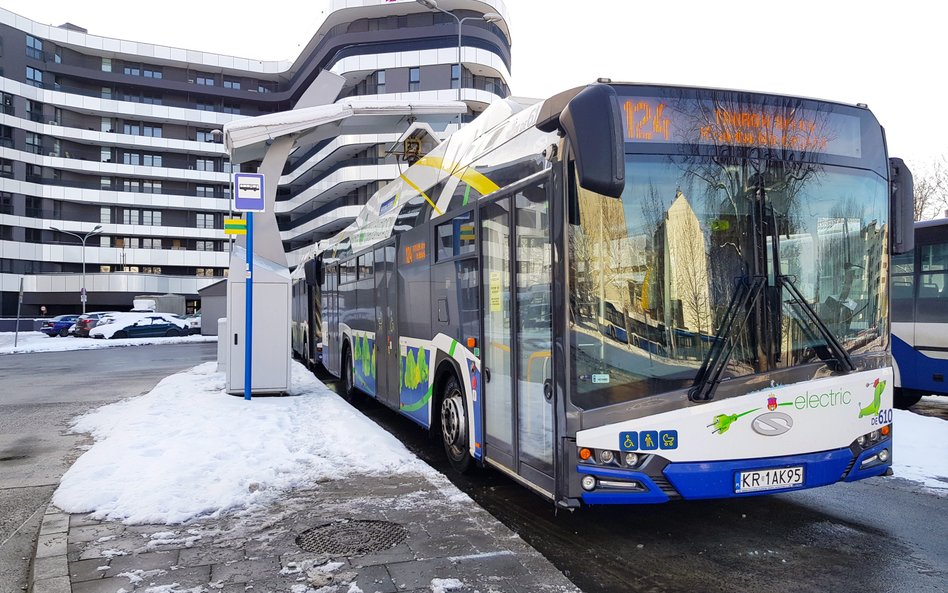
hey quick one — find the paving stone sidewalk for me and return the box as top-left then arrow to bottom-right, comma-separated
33,472 -> 580,593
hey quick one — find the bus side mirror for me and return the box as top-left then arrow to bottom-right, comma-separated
556,84 -> 625,198
315,256 -> 324,286
890,157 -> 914,255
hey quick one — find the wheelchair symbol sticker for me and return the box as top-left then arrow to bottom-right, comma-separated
619,431 -> 639,451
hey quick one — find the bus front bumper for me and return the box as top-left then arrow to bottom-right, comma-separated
577,439 -> 892,504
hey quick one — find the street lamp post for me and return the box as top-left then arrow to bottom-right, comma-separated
50,225 -> 102,314
415,0 -> 502,128
211,129 -> 235,248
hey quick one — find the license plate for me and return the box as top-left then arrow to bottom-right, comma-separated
735,466 -> 804,493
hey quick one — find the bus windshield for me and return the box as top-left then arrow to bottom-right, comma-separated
568,154 -> 889,410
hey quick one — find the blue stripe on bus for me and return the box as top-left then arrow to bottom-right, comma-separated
663,448 -> 857,500
893,334 -> 948,396
844,441 -> 893,482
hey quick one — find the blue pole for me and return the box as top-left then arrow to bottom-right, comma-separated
244,211 -> 253,401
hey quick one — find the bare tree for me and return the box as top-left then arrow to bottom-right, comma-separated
913,156 -> 948,220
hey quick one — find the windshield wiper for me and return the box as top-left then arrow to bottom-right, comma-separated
778,275 -> 856,373
689,275 -> 767,402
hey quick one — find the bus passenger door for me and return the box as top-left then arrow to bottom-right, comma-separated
480,173 -> 555,495
375,241 -> 399,407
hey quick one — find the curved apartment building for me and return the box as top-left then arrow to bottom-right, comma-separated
0,0 -> 511,315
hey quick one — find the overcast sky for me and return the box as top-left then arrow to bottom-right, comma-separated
3,0 -> 945,171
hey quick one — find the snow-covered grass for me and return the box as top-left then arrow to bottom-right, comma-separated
53,361 -> 435,524
0,331 -> 215,354
893,409 -> 948,494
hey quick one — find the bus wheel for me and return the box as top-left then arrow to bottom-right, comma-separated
342,344 -> 358,403
894,388 -> 923,409
440,374 -> 471,473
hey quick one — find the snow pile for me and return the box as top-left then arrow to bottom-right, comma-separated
0,331 -> 215,355
894,409 -> 948,494
53,361 -> 434,524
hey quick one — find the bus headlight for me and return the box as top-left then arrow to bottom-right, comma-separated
581,475 -> 597,491
598,450 -> 615,464
868,430 -> 880,443
856,435 -> 867,447
878,448 -> 889,462
624,452 -> 639,467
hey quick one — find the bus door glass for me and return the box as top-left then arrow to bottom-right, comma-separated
480,175 -> 555,487
375,241 -> 398,407
481,197 -> 515,469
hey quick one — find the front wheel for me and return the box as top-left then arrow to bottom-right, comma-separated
165,328 -> 181,337
112,330 -> 128,339
894,387 -> 923,409
440,375 -> 471,473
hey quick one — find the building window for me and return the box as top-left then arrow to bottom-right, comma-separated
141,238 -> 161,249
0,159 -> 14,178
123,152 -> 140,165
1,93 -> 13,115
143,68 -> 162,79
195,158 -> 215,172
143,154 -> 162,167
196,213 -> 215,229
26,35 -> 43,60
142,266 -> 162,274
222,103 -> 240,115
100,177 -> 111,190
196,185 -> 215,198
123,123 -> 140,135
376,70 -> 386,94
196,240 -> 214,251
451,64 -> 460,90
26,100 -> 43,123
0,192 -> 12,214
100,237 -> 110,249
25,66 -> 43,88
100,207 -> 111,224
196,74 -> 215,86
101,87 -> 113,100
256,82 -> 274,93
142,210 -> 161,226
101,58 -> 112,72
142,181 -> 161,194
25,228 -> 42,243
101,147 -> 112,163
123,179 -> 141,193
196,129 -> 220,143
409,67 -> 420,92
123,209 -> 140,225
143,124 -> 162,138
25,133 -> 42,155
0,125 -> 12,148
196,101 -> 215,112
123,65 -> 140,76
223,78 -> 240,90
196,267 -> 216,276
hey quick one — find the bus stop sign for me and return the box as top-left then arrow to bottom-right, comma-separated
233,173 -> 265,212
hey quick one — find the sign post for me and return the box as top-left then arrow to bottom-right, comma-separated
233,172 -> 265,401
13,277 -> 23,348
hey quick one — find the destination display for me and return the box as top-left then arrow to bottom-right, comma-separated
617,94 -> 863,158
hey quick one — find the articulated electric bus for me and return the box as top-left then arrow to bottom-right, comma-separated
892,218 -> 948,408
294,82 -> 915,507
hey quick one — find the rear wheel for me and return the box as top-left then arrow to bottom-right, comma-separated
440,374 -> 471,474
165,328 -> 181,337
342,344 -> 358,403
58,327 -> 69,337
894,388 -> 923,409
112,330 -> 128,339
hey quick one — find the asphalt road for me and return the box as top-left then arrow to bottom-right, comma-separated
322,370 -> 948,593
0,342 -> 217,593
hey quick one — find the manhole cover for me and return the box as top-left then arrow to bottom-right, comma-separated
296,519 -> 406,555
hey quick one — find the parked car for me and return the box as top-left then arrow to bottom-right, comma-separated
185,311 -> 201,335
73,311 -> 120,338
40,315 -> 80,337
89,313 -> 189,339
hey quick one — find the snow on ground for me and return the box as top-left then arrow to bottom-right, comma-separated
0,331 -> 215,354
893,409 -> 948,494
53,361 -> 436,524
51,356 -> 947,525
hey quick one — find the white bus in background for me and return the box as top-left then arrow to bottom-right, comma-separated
891,219 -> 948,408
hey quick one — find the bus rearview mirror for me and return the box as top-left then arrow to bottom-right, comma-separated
889,158 -> 914,255
558,84 -> 625,199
